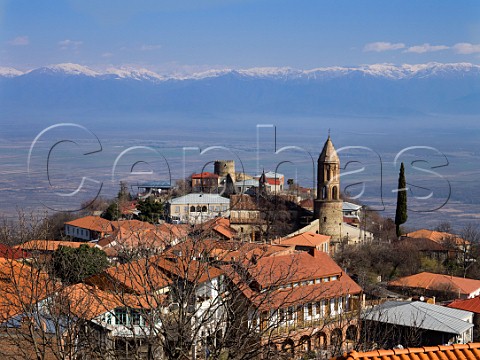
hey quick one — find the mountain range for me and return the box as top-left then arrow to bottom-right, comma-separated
1,62 -> 479,117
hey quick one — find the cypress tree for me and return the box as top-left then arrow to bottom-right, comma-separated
395,162 -> 408,237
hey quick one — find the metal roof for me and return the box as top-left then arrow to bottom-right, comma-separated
169,193 -> 230,205
343,201 -> 362,211
363,301 -> 473,335
235,179 -> 259,186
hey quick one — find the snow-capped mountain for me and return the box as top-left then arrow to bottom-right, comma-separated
3,62 -> 479,81
0,62 -> 479,117
0,66 -> 25,78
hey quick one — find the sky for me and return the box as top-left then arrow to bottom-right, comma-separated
1,0 -> 480,73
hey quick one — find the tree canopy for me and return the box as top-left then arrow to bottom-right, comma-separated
52,244 -> 109,284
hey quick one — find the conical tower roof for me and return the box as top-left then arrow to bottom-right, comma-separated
319,136 -> 339,163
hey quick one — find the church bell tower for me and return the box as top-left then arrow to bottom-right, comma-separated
314,136 -> 343,238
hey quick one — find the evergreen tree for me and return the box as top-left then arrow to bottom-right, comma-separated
52,244 -> 109,284
102,202 -> 121,221
395,162 -> 408,237
136,197 -> 164,223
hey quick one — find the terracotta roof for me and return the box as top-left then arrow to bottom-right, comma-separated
389,272 -> 480,297
399,236 -> 448,252
155,256 -> 223,284
58,283 -> 156,321
266,178 -> 281,186
195,217 -> 237,239
166,238 -> 292,265
191,172 -> 219,179
246,249 -> 343,289
111,219 -> 155,233
333,343 -> 480,360
86,257 -> 172,294
224,264 -> 361,311
0,243 -> 28,259
230,194 -> 262,211
406,229 -> 470,246
65,216 -> 114,233
278,232 -> 330,248
299,198 -> 314,209
0,258 -> 53,320
98,222 -> 187,251
16,240 -> 96,252
448,296 -> 480,314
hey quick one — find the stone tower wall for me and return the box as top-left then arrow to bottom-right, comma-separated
214,160 -> 236,182
315,200 -> 343,237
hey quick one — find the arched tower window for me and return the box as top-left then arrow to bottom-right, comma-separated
332,186 -> 338,200
190,206 -> 195,212
322,186 -> 327,200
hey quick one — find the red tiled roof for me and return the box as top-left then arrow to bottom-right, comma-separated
155,256 -> 223,284
399,236 -> 448,252
448,296 -> 480,314
299,199 -> 314,209
389,272 -> 480,297
195,217 -> 237,239
333,343 -> 480,360
0,243 -> 28,259
16,240 -> 96,252
0,258 -> 53,320
86,257 -> 172,294
278,232 -> 330,248
224,264 -> 361,311
191,172 -> 219,179
111,219 -> 155,233
266,178 -> 281,186
98,221 -> 187,251
406,229 -> 470,246
65,216 -> 114,233
247,249 -> 343,288
58,283 -> 157,321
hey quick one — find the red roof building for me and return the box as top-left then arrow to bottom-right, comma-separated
333,343 -> 480,360
388,272 -> 480,300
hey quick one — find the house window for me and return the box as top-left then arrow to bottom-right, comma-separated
307,303 -> 313,317
175,206 -> 180,213
115,308 -> 128,325
287,307 -> 294,321
190,206 -> 195,212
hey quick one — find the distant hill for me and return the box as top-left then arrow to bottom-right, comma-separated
1,62 -> 479,117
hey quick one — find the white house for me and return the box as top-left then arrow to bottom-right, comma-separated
168,193 -> 230,224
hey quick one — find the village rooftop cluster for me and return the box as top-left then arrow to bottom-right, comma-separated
0,137 -> 479,360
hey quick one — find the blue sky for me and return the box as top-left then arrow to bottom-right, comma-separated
1,0 -> 480,72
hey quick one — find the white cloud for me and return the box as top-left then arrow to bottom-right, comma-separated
140,44 -> 161,51
453,42 -> 480,54
101,52 -> 114,58
8,36 -> 29,46
404,43 -> 449,53
363,42 -> 405,52
58,39 -> 83,50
